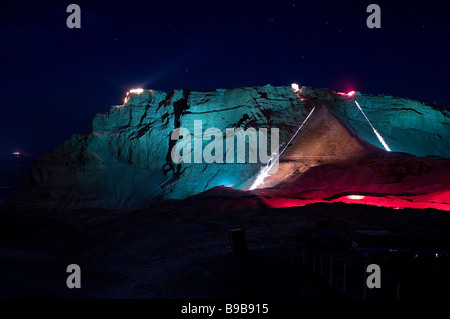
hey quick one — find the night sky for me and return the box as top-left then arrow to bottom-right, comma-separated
1,0 -> 449,159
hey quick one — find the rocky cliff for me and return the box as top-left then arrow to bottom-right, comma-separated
5,85 -> 450,212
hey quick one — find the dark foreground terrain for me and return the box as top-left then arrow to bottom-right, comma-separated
1,192 -> 449,299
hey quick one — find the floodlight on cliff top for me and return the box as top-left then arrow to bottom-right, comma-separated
337,90 -> 356,97
124,88 -> 145,104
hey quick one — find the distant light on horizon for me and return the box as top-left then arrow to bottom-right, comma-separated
347,91 -> 355,96
291,83 -> 300,92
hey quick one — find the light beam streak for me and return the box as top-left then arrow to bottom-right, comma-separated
249,107 -> 316,190
354,100 -> 391,152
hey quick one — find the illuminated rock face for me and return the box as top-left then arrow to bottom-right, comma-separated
300,87 -> 450,157
6,85 -> 449,212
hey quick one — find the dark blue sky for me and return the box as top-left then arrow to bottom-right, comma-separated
1,0 -> 449,159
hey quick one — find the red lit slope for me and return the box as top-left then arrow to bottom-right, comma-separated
250,101 -> 450,210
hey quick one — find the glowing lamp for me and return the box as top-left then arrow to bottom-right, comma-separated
347,91 -> 355,96
291,83 -> 300,92
347,195 -> 365,200
124,88 -> 145,104
129,88 -> 144,94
